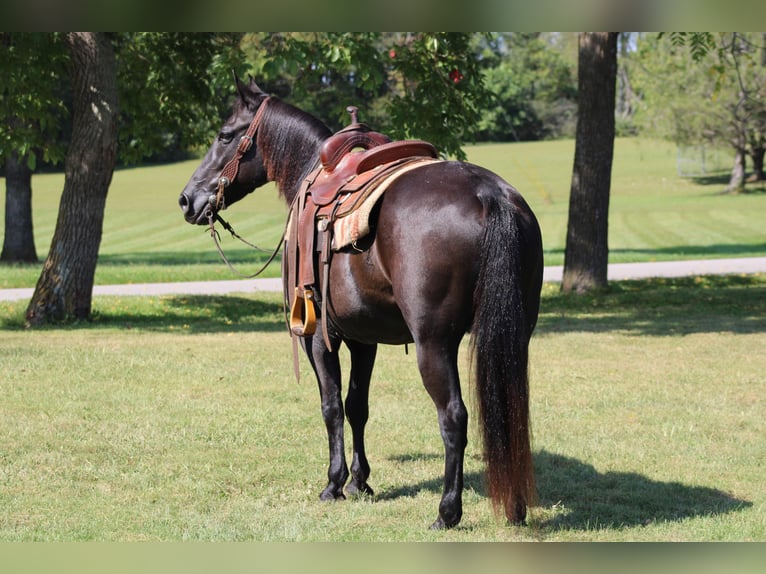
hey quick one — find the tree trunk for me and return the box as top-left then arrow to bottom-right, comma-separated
727,147 -> 746,193
561,32 -> 618,294
1,151 -> 38,263
25,33 -> 118,326
747,142 -> 764,183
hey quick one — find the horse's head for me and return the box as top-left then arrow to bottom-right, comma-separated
179,77 -> 271,225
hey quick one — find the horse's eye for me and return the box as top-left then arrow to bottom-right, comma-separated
218,131 -> 235,144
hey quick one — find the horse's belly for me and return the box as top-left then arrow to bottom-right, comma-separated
326,250 -> 414,345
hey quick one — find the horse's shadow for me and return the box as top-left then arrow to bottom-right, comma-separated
380,450 -> 751,531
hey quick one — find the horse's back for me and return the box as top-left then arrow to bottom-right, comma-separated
326,160 -> 542,346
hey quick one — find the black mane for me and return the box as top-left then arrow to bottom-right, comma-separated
256,98 -> 332,202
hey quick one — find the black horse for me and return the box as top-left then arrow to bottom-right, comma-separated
179,78 -> 543,529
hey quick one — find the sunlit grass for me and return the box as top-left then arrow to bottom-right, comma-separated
2,138 -> 765,288
1,276 -> 764,541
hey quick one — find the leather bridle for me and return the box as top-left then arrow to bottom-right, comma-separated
208,95 -> 273,214
205,95 -> 284,279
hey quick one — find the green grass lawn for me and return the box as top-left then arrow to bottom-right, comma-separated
1,137 -> 765,542
1,137 -> 765,289
1,275 -> 764,541
466,138 -> 765,265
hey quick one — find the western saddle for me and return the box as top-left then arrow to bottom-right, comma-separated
287,106 -> 439,349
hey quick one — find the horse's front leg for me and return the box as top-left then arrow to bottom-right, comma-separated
344,340 -> 377,497
302,334 -> 348,500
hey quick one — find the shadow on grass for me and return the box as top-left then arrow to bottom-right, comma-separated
537,274 -> 766,336
0,294 -> 288,333
534,450 -> 751,530
99,295 -> 288,333
687,173 -> 731,187
4,273 -> 763,337
378,450 -> 750,532
687,173 -> 766,193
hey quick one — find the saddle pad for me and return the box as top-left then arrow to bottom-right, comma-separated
331,157 -> 440,250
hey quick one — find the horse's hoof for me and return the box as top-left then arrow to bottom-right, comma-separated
430,518 -> 446,530
345,481 -> 374,498
429,515 -> 459,530
319,487 -> 346,501
508,503 -> 527,526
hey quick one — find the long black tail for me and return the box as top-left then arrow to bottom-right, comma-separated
471,192 -> 535,524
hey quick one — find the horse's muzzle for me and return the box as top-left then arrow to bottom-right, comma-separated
179,191 -> 215,225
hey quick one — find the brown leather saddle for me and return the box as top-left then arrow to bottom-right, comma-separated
287,106 -> 438,348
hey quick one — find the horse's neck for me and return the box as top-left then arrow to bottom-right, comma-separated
260,101 -> 330,204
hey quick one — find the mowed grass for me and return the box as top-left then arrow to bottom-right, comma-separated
1,136 -> 764,542
1,162 -> 289,289
469,138 -> 765,265
1,137 -> 765,289
1,274 -> 764,541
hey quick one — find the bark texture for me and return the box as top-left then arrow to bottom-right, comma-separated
2,151 -> 37,262
25,32 -> 118,325
562,32 -> 618,294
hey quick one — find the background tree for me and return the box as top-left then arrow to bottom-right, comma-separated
2,33 -> 244,267
22,33 -> 246,325
25,32 -> 119,325
1,33 -> 69,263
631,32 -> 766,193
476,33 -> 577,142
561,32 -> 618,294
247,32 -> 493,160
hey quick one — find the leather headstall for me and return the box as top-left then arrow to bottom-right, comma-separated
211,96 -> 273,213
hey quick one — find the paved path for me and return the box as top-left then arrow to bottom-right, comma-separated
2,257 -> 765,302
544,257 -> 766,282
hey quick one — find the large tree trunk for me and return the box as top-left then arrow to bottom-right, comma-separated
1,151 -> 38,263
727,145 -> 746,193
747,140 -> 764,183
561,32 -> 618,294
25,33 -> 118,326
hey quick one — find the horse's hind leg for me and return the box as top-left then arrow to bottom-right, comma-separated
303,335 -> 349,500
416,339 -> 468,529
344,340 -> 377,497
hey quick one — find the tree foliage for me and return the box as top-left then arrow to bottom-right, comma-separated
664,32 -> 718,63
476,33 -> 577,141
246,32 -> 494,160
114,32 -> 247,164
1,33 -> 248,169
631,32 -> 766,191
0,33 -> 69,170
244,32 -> 577,154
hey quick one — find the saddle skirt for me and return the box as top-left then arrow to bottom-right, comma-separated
328,156 -> 440,250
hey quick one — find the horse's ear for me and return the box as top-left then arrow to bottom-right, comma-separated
248,77 -> 268,100
234,72 -> 249,102
234,72 -> 266,107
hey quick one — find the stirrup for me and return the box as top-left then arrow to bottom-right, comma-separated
290,287 -> 317,336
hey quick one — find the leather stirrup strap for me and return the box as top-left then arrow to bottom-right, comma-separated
320,230 -> 333,352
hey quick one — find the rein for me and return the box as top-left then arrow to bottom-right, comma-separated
207,211 -> 285,279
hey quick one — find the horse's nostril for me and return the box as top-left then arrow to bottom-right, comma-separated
179,193 -> 190,212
